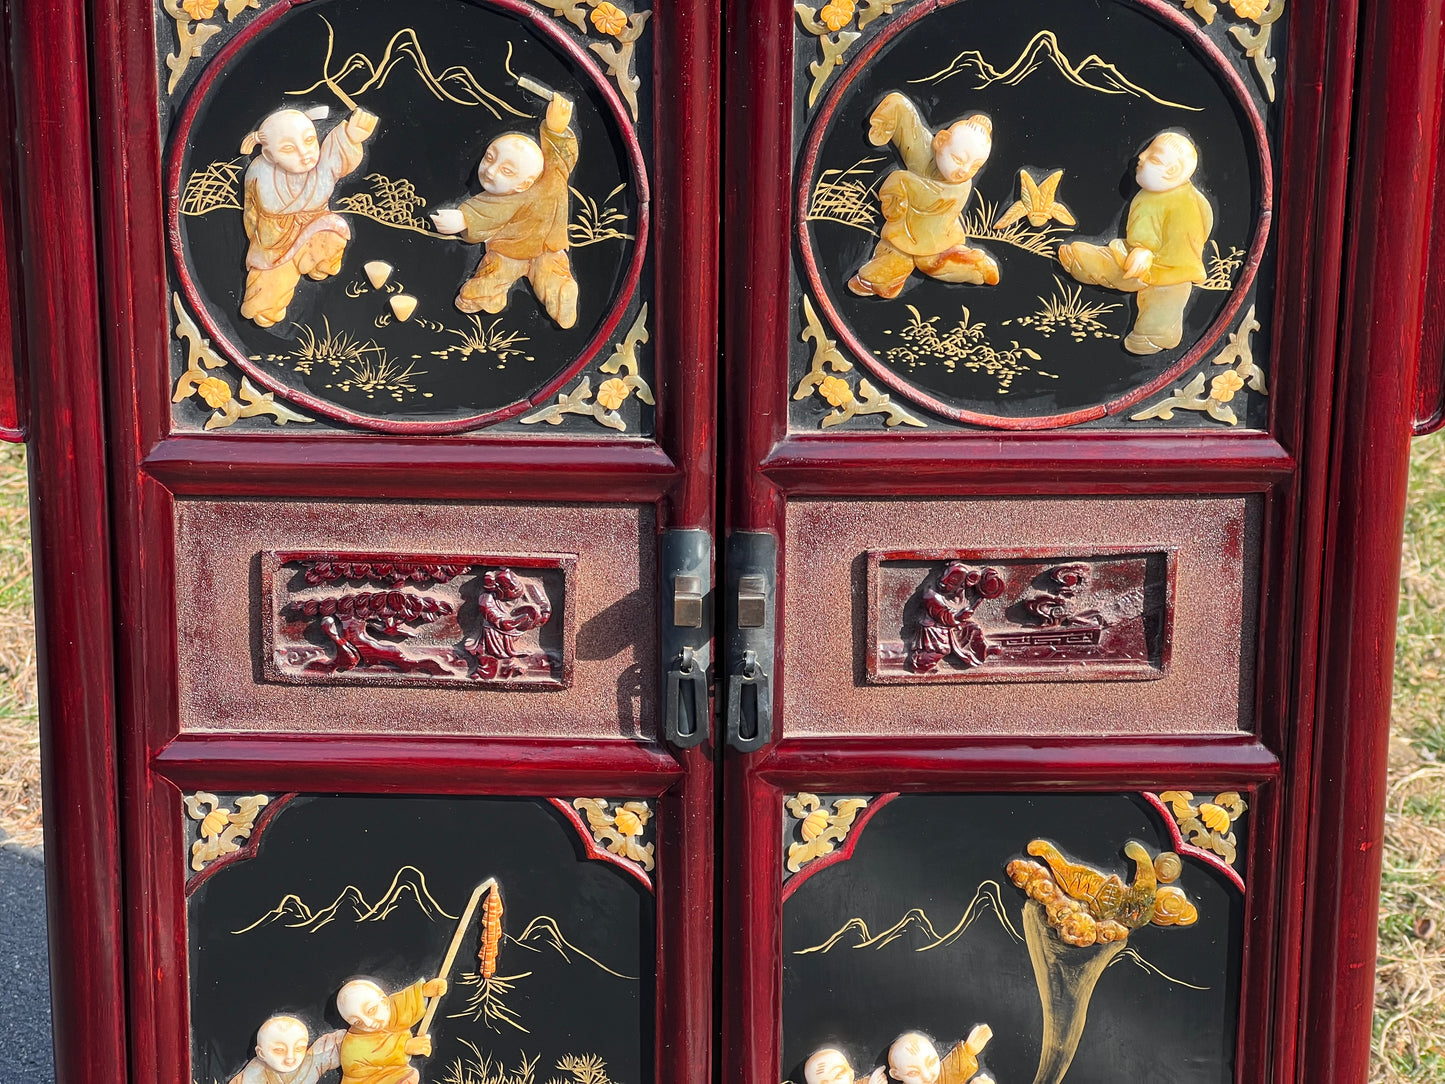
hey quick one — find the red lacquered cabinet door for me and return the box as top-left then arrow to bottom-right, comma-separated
6,0 -> 1443,1077
720,0 -> 1442,1082
9,0 -> 717,1081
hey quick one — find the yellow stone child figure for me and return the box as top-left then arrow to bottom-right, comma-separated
1057,131 -> 1214,355
335,976 -> 447,1084
430,92 -> 580,329
228,1015 -> 343,1084
239,106 -> 378,328
848,92 -> 1000,299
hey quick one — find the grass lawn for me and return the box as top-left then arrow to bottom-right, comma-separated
0,442 -> 1442,1078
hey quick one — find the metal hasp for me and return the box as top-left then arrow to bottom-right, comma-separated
661,529 -> 713,749
724,531 -> 776,753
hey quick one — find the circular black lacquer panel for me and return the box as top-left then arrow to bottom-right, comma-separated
798,0 -> 1270,428
170,0 -> 647,432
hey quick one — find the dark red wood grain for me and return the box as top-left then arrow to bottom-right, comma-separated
1296,0 -> 1445,1076
9,1 -> 130,1081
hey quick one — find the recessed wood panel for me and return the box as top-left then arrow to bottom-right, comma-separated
784,497 -> 1258,736
174,499 -> 656,737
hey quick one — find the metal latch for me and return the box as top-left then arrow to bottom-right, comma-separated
661,530 -> 712,749
724,532 -> 776,753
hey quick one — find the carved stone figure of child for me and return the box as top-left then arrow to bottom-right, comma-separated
227,1015 -> 343,1084
849,92 -> 1000,299
431,92 -> 580,328
1058,130 -> 1214,355
239,106 -> 378,328
335,976 -> 446,1084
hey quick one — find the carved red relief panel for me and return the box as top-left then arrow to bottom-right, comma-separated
262,550 -> 576,688
865,548 -> 1175,684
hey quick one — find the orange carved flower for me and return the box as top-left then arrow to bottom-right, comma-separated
182,0 -> 220,19
614,807 -> 643,836
819,0 -> 854,30
1228,0 -> 1268,18
1209,370 -> 1246,402
591,2 -> 629,36
596,377 -> 631,411
197,376 -> 232,409
818,375 -> 854,408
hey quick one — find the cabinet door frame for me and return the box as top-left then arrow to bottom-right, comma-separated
13,0 -> 721,1077
716,0 -> 1423,1078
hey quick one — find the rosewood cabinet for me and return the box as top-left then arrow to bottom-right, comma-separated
4,0 -> 1440,1080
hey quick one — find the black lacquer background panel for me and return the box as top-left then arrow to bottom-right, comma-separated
189,796 -> 653,1084
782,794 -> 1242,1084
799,0 -> 1266,423
173,0 -> 642,428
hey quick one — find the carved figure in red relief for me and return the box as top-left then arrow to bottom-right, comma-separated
464,568 -> 553,679
908,562 -> 1002,673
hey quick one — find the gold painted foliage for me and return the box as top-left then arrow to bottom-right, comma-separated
521,306 -> 654,431
1158,790 -> 1247,865
185,792 -> 269,872
1179,0 -> 1285,101
795,0 -> 911,108
544,0 -> 651,121
574,798 -> 656,871
1006,838 -> 1198,947
161,0 -> 266,96
795,296 -> 926,429
171,294 -> 314,430
785,793 -> 869,873
1130,305 -> 1266,427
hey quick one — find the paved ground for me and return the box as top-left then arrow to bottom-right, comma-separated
0,844 -> 53,1082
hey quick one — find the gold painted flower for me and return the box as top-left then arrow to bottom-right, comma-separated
1210,370 -> 1245,402
818,375 -> 854,407
819,0 -> 854,30
597,377 -> 631,411
1227,0 -> 1268,19
197,376 -> 232,409
181,0 -> 220,19
591,2 -> 629,36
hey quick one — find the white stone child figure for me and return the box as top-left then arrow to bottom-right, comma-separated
227,1014 -> 343,1084
888,1029 -> 994,1084
239,105 -> 378,328
805,1047 -> 887,1084
430,93 -> 580,328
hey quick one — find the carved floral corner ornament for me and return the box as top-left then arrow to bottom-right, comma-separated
795,0 -> 913,108
185,791 -> 270,872
1130,304 -> 1266,426
1180,0 -> 1286,101
161,0 -> 271,96
172,294 -> 314,430
573,798 -> 656,871
1156,790 -> 1248,867
540,0 -> 651,121
785,793 -> 870,874
522,305 -> 655,431
795,295 -> 926,429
